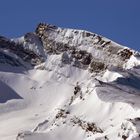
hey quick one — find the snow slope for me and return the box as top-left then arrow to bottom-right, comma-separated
0,23 -> 140,140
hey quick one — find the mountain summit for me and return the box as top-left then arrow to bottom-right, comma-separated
0,23 -> 140,140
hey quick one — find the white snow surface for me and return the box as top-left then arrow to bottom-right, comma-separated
124,55 -> 140,69
1,26 -> 140,140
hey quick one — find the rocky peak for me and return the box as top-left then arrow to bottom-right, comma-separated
0,23 -> 134,72
34,23 -> 134,72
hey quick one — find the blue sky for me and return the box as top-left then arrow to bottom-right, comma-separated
0,0 -> 140,50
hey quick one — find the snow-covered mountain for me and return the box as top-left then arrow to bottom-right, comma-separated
0,23 -> 140,140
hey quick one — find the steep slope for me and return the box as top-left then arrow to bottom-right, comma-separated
0,23 -> 140,140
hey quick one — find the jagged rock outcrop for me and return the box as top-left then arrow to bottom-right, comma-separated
0,35 -> 44,67
117,48 -> 133,60
34,23 -> 134,72
89,58 -> 106,72
0,23 -> 134,71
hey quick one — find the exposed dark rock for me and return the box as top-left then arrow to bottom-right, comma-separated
0,51 -> 21,66
89,59 -> 106,72
71,117 -> 103,134
81,53 -> 92,65
107,45 -> 121,54
101,41 -> 111,47
0,36 -> 44,66
104,136 -> 109,140
35,22 -> 57,38
33,120 -> 49,132
122,135 -> 128,140
118,48 -> 133,60
74,30 -> 79,34
95,36 -> 102,44
55,109 -> 67,119
85,32 -> 91,37
74,83 -> 81,95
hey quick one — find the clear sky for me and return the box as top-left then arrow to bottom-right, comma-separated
0,0 -> 140,51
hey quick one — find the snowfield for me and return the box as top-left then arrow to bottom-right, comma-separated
0,23 -> 140,140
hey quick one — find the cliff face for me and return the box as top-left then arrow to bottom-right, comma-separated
35,23 -> 134,70
0,22 -> 135,70
0,35 -> 44,67
0,23 -> 140,140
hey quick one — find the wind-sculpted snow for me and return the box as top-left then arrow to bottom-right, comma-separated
0,23 -> 140,140
116,74 -> 140,92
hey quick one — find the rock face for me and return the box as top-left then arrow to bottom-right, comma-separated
89,58 -> 106,72
0,35 -> 44,67
0,23 -> 134,71
35,23 -> 134,72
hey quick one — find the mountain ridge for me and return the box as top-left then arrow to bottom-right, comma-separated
0,23 -> 138,71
